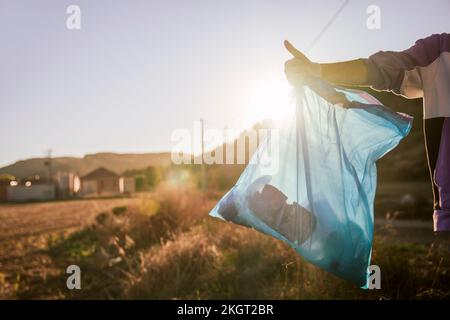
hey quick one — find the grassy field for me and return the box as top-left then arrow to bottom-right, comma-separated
0,197 -> 141,298
0,186 -> 449,300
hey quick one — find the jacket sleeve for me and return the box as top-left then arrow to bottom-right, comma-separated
366,34 -> 444,98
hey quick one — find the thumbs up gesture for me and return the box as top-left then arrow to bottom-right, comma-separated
284,40 -> 322,86
284,40 -> 353,107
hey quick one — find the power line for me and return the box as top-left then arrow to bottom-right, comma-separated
306,0 -> 350,53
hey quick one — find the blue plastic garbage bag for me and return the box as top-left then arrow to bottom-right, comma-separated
209,84 -> 413,287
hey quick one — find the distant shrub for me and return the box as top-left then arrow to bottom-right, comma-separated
112,206 -> 128,216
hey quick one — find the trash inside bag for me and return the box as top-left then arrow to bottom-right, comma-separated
209,84 -> 413,287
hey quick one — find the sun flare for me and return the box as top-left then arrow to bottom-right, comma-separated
240,77 -> 294,128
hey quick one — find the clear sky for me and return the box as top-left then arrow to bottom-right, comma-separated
1,0 -> 449,166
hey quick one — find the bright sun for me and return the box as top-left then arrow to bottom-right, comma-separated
240,77 -> 293,128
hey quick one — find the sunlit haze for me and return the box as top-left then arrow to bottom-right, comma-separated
1,0 -> 449,166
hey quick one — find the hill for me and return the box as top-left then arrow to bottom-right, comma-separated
0,152 -> 172,179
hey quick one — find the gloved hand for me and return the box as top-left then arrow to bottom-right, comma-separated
284,40 -> 322,85
284,40 -> 354,108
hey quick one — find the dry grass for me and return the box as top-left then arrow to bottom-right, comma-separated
0,197 -> 140,298
1,184 -> 450,300
126,219 -> 450,300
0,198 -> 139,241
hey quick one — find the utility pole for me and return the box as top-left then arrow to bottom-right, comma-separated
44,149 -> 52,185
223,125 -> 227,164
200,119 -> 206,193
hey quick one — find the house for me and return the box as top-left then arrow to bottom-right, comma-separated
56,172 -> 80,198
81,167 -> 121,196
7,178 -> 55,202
121,177 -> 136,194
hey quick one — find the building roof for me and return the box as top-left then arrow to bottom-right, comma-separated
81,167 -> 119,180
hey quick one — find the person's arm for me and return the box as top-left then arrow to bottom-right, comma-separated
284,40 -> 383,88
284,40 -> 377,106
285,35 -> 436,99
320,59 -> 382,87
